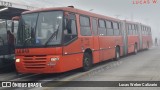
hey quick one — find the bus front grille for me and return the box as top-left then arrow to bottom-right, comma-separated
23,56 -> 47,69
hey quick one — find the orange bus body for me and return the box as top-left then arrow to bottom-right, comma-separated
15,7 -> 152,74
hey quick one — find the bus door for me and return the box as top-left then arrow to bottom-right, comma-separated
91,18 -> 100,63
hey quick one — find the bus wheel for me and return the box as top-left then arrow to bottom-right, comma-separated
82,52 -> 92,71
115,47 -> 120,60
134,44 -> 138,55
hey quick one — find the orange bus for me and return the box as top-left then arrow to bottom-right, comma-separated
15,7 -> 152,74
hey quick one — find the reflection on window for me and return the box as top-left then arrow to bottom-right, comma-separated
80,16 -> 91,36
63,13 -> 77,44
36,11 -> 63,45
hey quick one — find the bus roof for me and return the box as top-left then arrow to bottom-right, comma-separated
124,20 -> 139,24
22,7 -> 121,22
122,20 -> 150,27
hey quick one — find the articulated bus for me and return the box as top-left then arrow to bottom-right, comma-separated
15,7 -> 152,74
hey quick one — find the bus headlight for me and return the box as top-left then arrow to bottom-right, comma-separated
16,59 -> 20,62
50,57 -> 59,62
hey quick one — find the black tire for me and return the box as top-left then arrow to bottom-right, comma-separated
82,52 -> 92,71
115,47 -> 120,61
134,44 -> 138,55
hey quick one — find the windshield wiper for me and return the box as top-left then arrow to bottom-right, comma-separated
44,23 -> 60,46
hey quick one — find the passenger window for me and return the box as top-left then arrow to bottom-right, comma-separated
128,24 -> 132,35
80,16 -> 91,36
143,27 -> 145,35
141,26 -> 144,35
132,25 -> 135,35
98,19 -> 106,36
135,25 -> 137,35
132,25 -> 135,30
149,28 -> 151,35
106,21 -> 112,29
113,22 -> 118,30
63,13 -> 77,44
113,22 -> 120,36
92,18 -> 98,36
99,20 -> 105,28
106,20 -> 113,36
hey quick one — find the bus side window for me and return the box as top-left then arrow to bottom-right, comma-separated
63,13 -> 77,44
113,22 -> 119,36
92,18 -> 98,36
80,15 -> 91,36
106,20 -> 113,36
98,19 -> 106,36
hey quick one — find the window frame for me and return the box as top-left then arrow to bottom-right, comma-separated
128,24 -> 132,35
80,15 -> 90,27
113,21 -> 120,36
98,19 -> 106,28
63,12 -> 78,45
106,20 -> 114,36
98,19 -> 107,36
79,15 -> 92,36
92,17 -> 98,36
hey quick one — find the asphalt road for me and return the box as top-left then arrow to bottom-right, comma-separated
1,46 -> 160,90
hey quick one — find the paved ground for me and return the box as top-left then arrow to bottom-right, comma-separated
1,46 -> 160,90
75,47 -> 160,81
51,46 -> 160,90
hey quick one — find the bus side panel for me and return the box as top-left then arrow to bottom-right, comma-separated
99,36 -> 104,61
99,36 -> 113,61
128,35 -> 139,53
59,53 -> 83,72
92,33 -> 100,64
142,35 -> 148,49
62,38 -> 83,71
93,50 -> 100,64
115,36 -> 123,56
105,36 -> 115,60
127,38 -> 135,54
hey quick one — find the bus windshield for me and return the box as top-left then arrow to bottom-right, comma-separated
17,11 -> 63,47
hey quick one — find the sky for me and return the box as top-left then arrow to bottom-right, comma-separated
2,0 -> 160,39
